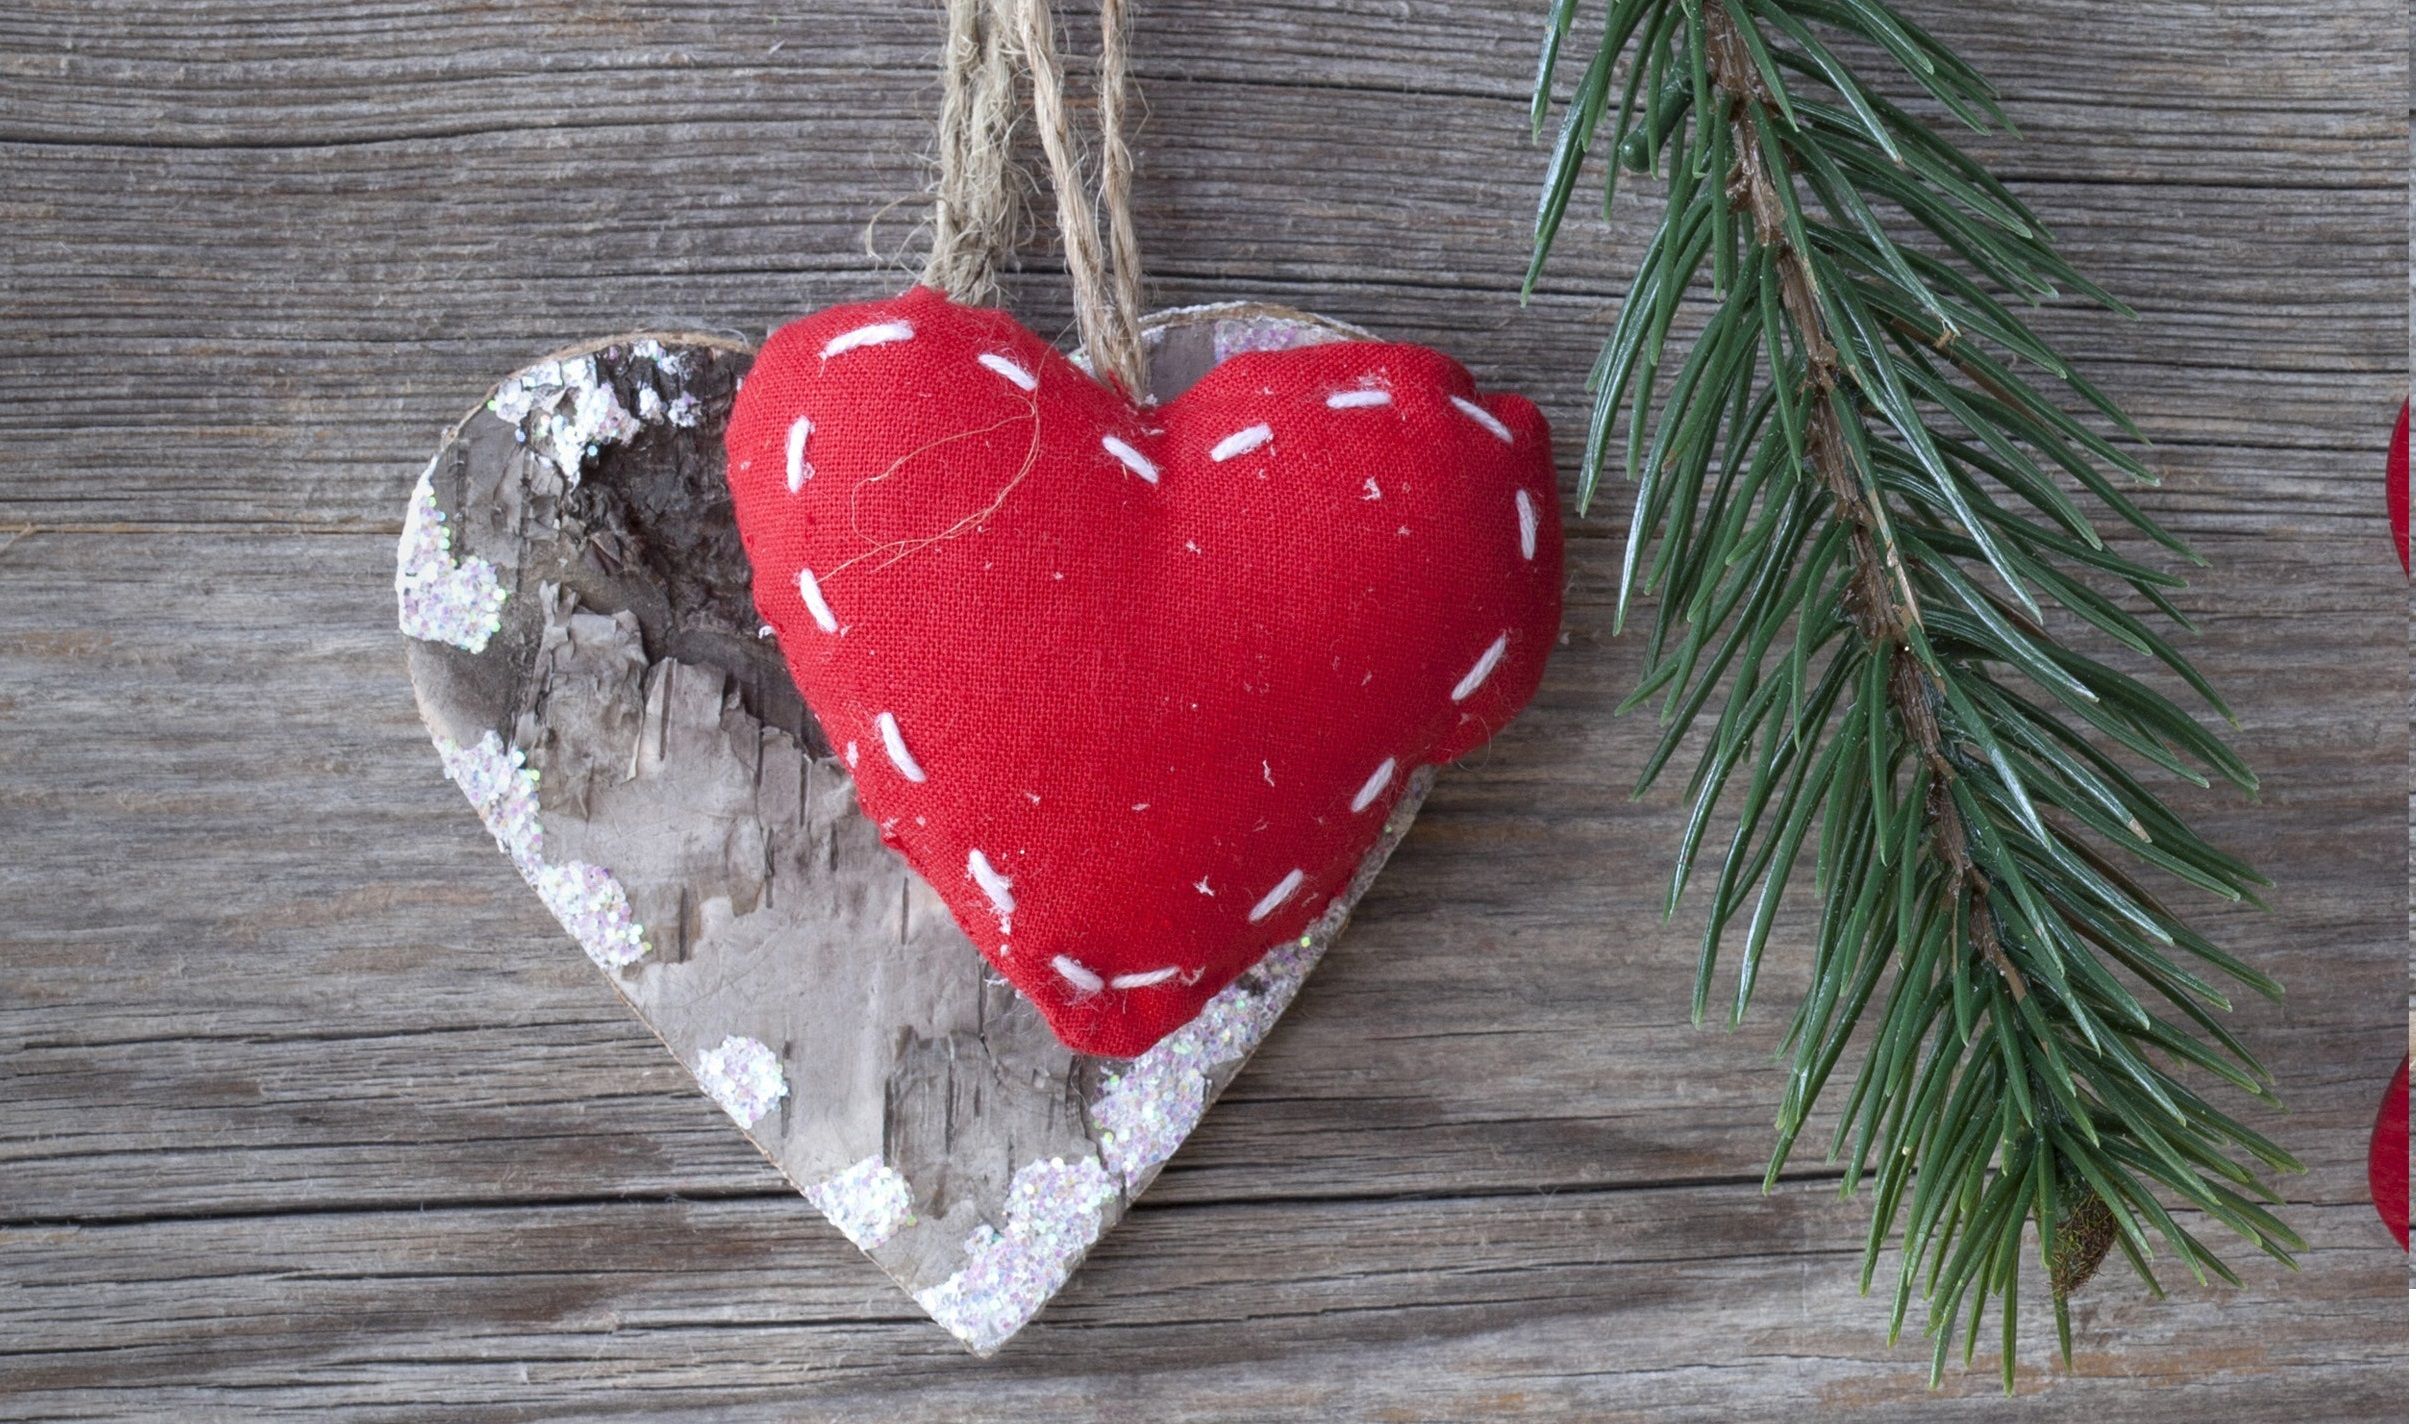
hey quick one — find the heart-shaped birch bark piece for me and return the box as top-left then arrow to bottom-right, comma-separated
398,306 -> 1432,1354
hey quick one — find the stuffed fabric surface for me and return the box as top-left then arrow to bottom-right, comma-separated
2372,1055 -> 2408,1250
725,287 -> 1562,1056
2388,400 -> 2407,574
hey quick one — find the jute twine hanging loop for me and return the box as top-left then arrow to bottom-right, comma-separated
922,0 -> 1148,397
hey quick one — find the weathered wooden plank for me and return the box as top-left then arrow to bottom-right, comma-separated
0,289 -> 2399,533
0,2 -> 2397,168
0,0 -> 2404,1410
2,498 -> 2399,1218
0,1191 -> 2396,1422
0,15 -> 2403,532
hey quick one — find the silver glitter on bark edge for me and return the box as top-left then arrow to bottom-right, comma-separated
435,731 -> 649,970
914,1156 -> 1118,1354
694,1035 -> 788,1128
806,1156 -> 918,1250
396,466 -> 509,653
1092,936 -> 1323,1184
488,354 -> 640,484
485,340 -> 700,484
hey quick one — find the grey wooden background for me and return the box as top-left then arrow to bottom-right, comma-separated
0,2 -> 2406,1420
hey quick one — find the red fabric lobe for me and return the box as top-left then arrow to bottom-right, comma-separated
2372,1055 -> 2408,1250
2388,400 -> 2407,574
725,287 -> 1562,1056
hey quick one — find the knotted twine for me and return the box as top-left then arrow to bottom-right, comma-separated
921,0 -> 1149,398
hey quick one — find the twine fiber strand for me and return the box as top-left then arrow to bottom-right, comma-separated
925,0 -> 1148,397
922,0 -> 1023,307
1015,0 -> 1149,396
1093,0 -> 1147,385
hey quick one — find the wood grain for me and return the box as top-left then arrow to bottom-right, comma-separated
0,0 -> 2405,1418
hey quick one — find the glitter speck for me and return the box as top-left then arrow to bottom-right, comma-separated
396,468 -> 508,652
806,1156 -> 917,1250
435,731 -> 649,970
915,1156 -> 1118,1354
694,1035 -> 787,1128
484,342 -> 702,486
488,354 -> 641,484
531,862 -> 646,969
1091,936 -> 1322,1185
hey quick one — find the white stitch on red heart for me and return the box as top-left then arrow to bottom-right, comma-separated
1362,478 -> 1382,501
1052,954 -> 1104,993
967,848 -> 1016,915
1449,394 -> 1513,444
875,711 -> 928,783
1099,434 -> 1159,484
785,416 -> 813,492
796,566 -> 839,633
1326,389 -> 1392,409
978,352 -> 1038,391
1515,488 -> 1538,560
1246,868 -> 1305,923
1108,966 -> 1180,989
822,320 -> 915,359
1350,758 -> 1397,813
1209,423 -> 1273,462
1450,634 -> 1510,702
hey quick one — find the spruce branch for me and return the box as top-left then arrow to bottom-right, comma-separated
1527,0 -> 2301,1387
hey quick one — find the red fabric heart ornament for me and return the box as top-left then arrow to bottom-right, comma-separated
725,288 -> 1562,1055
